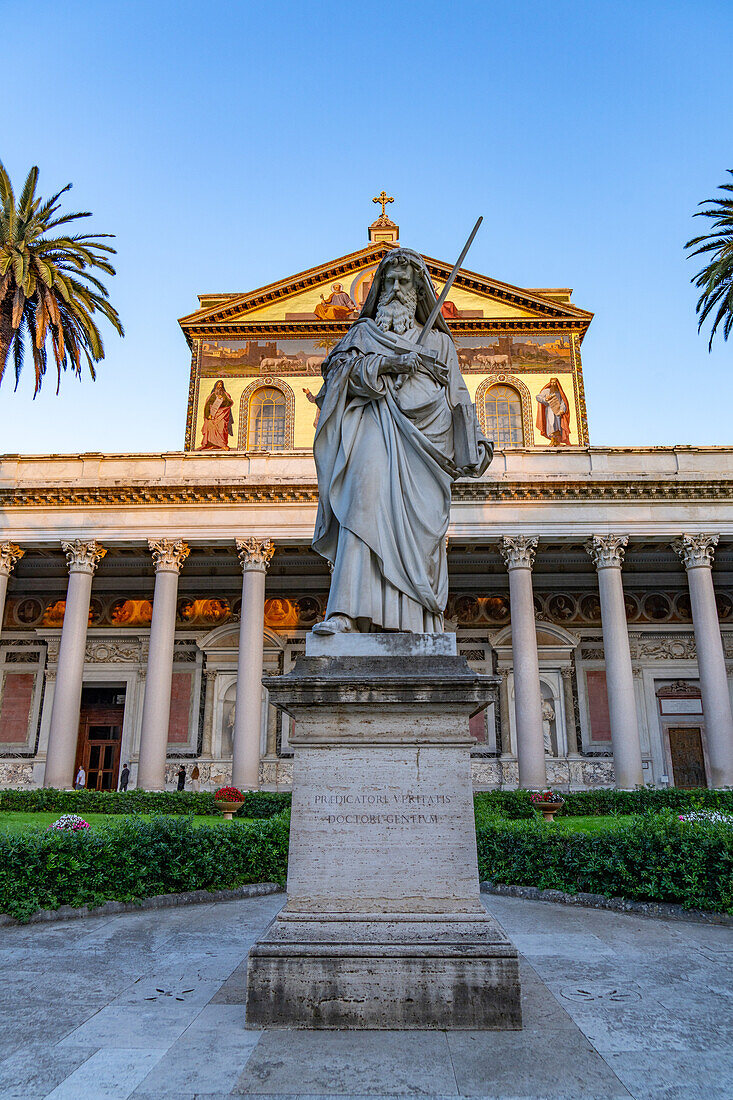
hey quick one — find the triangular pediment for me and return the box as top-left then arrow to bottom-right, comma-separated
179,243 -> 592,338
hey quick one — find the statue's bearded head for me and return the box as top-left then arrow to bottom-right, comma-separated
375,261 -> 418,335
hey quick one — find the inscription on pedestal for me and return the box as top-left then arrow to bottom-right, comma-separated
313,789 -> 451,826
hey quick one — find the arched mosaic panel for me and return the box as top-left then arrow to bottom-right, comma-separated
238,377 -> 295,451
475,374 -> 535,447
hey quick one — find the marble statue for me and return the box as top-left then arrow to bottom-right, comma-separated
542,699 -> 555,755
312,248 -> 492,635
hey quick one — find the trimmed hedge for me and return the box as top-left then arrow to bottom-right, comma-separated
0,812 -> 290,922
561,787 -> 733,816
2,787 -> 732,821
474,787 -> 733,820
476,812 -> 733,913
0,787 -> 291,819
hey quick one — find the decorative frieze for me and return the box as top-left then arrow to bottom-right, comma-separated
585,534 -> 628,570
84,641 -> 140,664
0,543 -> 24,577
582,632 -> 698,662
236,537 -> 275,572
61,540 -> 106,575
5,477 -> 733,509
148,538 -> 190,573
498,535 -> 538,570
672,533 -> 719,570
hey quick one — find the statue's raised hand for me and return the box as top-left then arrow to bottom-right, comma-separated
378,351 -> 420,378
398,351 -> 421,375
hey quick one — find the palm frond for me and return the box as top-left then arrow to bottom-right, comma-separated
0,161 -> 123,394
685,170 -> 733,349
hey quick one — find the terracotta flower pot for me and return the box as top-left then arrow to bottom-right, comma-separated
215,799 -> 244,820
535,800 -> 564,822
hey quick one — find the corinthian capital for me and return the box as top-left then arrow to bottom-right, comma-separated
672,533 -> 719,570
0,543 -> 24,577
236,537 -> 275,572
585,534 -> 629,570
499,535 -> 538,570
62,540 -> 106,575
148,538 -> 190,573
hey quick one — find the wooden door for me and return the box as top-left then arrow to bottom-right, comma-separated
668,726 -> 707,788
75,706 -> 123,791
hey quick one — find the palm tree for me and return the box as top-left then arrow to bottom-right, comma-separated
685,169 -> 733,350
0,160 -> 123,394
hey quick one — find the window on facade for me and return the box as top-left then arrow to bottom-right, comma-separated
248,387 -> 287,450
484,384 -> 524,448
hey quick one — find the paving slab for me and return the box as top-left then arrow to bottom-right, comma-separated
109,974 -> 222,1008
234,1030 -> 459,1096
510,931 -> 614,959
605,1050 -> 733,1100
0,967 -> 130,1008
0,1003 -> 102,1061
130,1005 -> 262,1098
446,1026 -> 632,1098
57,1002 -> 204,1050
0,1043 -> 95,1100
210,959 -> 249,1004
44,1047 -> 165,1100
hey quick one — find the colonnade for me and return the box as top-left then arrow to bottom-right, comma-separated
0,536 -> 274,791
1,532 -> 732,790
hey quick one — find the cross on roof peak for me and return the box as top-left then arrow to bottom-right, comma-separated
372,191 -> 394,217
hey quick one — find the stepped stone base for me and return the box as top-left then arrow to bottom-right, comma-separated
246,911 -> 521,1029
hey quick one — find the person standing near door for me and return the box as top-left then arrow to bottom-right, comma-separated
75,765 -> 86,790
118,763 -> 130,792
177,765 -> 186,791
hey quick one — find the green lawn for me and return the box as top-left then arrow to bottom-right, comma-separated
0,812 -> 253,834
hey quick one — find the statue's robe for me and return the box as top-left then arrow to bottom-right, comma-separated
313,317 -> 489,632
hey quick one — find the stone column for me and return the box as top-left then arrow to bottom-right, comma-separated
43,541 -> 106,788
232,537 -> 274,789
0,543 -> 25,641
499,669 -> 512,756
137,539 -> 190,791
585,535 -> 644,789
201,670 -> 217,757
673,533 -> 733,787
499,536 -> 546,789
561,665 -> 579,755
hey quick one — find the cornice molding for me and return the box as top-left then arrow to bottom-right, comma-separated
183,317 -> 590,342
2,479 -> 733,510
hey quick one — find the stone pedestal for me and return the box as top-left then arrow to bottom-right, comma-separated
245,633 -> 522,1030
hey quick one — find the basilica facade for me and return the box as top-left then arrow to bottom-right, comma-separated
1,208 -> 732,793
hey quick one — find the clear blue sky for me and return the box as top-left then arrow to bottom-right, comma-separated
1,0 -> 731,452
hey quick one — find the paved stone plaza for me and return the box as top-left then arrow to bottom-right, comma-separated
1,891 -> 732,1099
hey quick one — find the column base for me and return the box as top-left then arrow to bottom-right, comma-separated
246,910 -> 521,1030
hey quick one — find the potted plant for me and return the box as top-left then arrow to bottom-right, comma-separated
530,789 -> 565,822
214,785 -> 245,820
